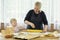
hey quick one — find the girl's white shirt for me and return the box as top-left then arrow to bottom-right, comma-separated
6,24 -> 24,33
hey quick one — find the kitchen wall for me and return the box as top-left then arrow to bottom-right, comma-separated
0,0 -> 60,29
0,0 -> 52,23
0,0 -> 2,22
53,0 -> 60,29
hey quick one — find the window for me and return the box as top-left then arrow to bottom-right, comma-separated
0,0 -> 60,29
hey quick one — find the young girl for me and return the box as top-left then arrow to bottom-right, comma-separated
7,18 -> 25,33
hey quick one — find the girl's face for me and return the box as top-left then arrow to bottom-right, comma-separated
11,21 -> 17,27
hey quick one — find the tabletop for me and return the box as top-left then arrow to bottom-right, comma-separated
0,30 -> 60,40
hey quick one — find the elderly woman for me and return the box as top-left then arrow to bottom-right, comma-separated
24,2 -> 48,32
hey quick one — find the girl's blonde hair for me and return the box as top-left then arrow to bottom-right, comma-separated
10,18 -> 17,23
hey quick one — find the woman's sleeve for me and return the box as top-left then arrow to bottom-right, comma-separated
24,10 -> 32,21
42,11 -> 48,25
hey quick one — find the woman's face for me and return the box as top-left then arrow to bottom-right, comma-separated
34,5 -> 41,12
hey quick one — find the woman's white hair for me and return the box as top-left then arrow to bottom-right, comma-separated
35,2 -> 41,6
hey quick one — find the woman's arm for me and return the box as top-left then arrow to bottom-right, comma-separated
42,11 -> 48,32
24,10 -> 35,28
43,25 -> 48,32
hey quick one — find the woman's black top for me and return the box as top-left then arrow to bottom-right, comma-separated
24,9 -> 48,30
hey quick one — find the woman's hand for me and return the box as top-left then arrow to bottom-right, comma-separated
30,23 -> 35,28
43,29 -> 47,32
24,20 -> 35,28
